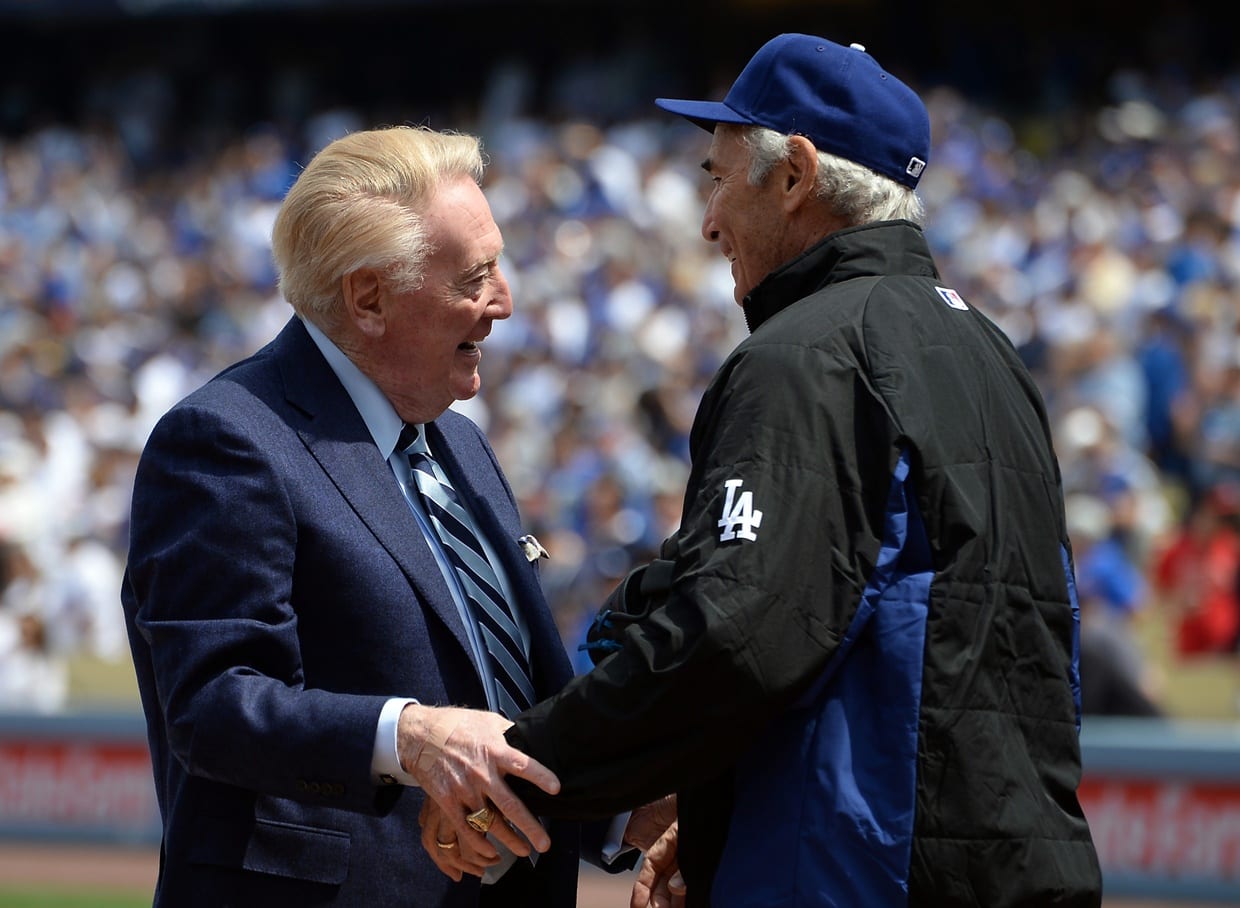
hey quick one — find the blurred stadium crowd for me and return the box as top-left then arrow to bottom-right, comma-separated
2,26 -> 1240,719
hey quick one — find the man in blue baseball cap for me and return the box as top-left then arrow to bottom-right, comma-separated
423,34 -> 1103,908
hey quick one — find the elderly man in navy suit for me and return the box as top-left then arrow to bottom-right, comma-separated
121,125 -> 660,907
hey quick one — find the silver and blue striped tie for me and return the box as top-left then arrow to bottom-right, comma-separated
400,425 -> 536,718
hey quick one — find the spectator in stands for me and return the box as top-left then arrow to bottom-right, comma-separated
1190,357 -> 1240,500
1136,305 -> 1195,488
1067,493 -> 1164,717
1152,481 -> 1240,657
1056,404 -> 1172,562
0,540 -> 68,713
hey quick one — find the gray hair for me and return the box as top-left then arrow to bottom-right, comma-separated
271,126 -> 485,319
741,125 -> 925,227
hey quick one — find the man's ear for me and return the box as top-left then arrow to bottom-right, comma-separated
781,135 -> 819,212
341,268 -> 386,338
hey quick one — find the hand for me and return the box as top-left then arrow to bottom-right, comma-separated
623,794 -> 677,852
398,704 -> 560,856
631,819 -> 684,908
419,796 -> 500,881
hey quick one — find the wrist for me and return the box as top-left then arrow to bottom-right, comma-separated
397,702 -> 433,774
398,704 -> 466,779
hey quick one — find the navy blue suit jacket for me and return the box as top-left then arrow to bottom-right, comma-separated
122,317 -> 580,907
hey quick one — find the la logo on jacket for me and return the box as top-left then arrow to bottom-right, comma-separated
718,478 -> 763,542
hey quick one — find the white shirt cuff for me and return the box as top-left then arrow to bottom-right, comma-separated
602,810 -> 635,864
373,697 -> 419,786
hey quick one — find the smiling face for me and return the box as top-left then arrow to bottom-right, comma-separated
700,125 -> 807,305
367,176 -> 512,423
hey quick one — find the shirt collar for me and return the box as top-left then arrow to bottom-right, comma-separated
300,315 -> 407,460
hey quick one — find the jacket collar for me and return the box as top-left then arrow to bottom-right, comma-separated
742,220 -> 939,333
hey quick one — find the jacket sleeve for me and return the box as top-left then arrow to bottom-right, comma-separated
123,400 -> 394,814
508,338 -> 895,818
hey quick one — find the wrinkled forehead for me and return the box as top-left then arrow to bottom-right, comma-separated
423,178 -> 504,266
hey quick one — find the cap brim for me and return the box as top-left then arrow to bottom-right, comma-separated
654,98 -> 753,132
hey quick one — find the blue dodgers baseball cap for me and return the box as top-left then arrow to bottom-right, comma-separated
655,33 -> 930,189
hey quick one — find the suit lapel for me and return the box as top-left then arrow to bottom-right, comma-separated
272,319 -> 479,668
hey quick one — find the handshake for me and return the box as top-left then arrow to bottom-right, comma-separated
399,702 -> 685,908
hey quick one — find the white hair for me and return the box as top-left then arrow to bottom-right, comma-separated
740,125 -> 925,227
271,126 -> 485,319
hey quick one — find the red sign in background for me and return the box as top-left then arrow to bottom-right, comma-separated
0,739 -> 158,836
1079,777 -> 1240,883
1,725 -> 1239,900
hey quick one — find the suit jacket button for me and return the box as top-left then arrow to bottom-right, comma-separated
379,774 -> 397,786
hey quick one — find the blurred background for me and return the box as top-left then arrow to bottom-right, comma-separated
0,0 -> 1238,904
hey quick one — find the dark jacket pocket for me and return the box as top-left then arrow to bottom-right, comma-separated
190,815 -> 351,885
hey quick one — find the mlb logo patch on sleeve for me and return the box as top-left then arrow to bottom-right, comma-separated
935,286 -> 969,311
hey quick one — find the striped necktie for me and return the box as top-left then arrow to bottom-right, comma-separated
399,425 -> 536,718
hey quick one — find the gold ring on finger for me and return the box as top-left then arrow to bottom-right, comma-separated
465,804 -> 496,833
